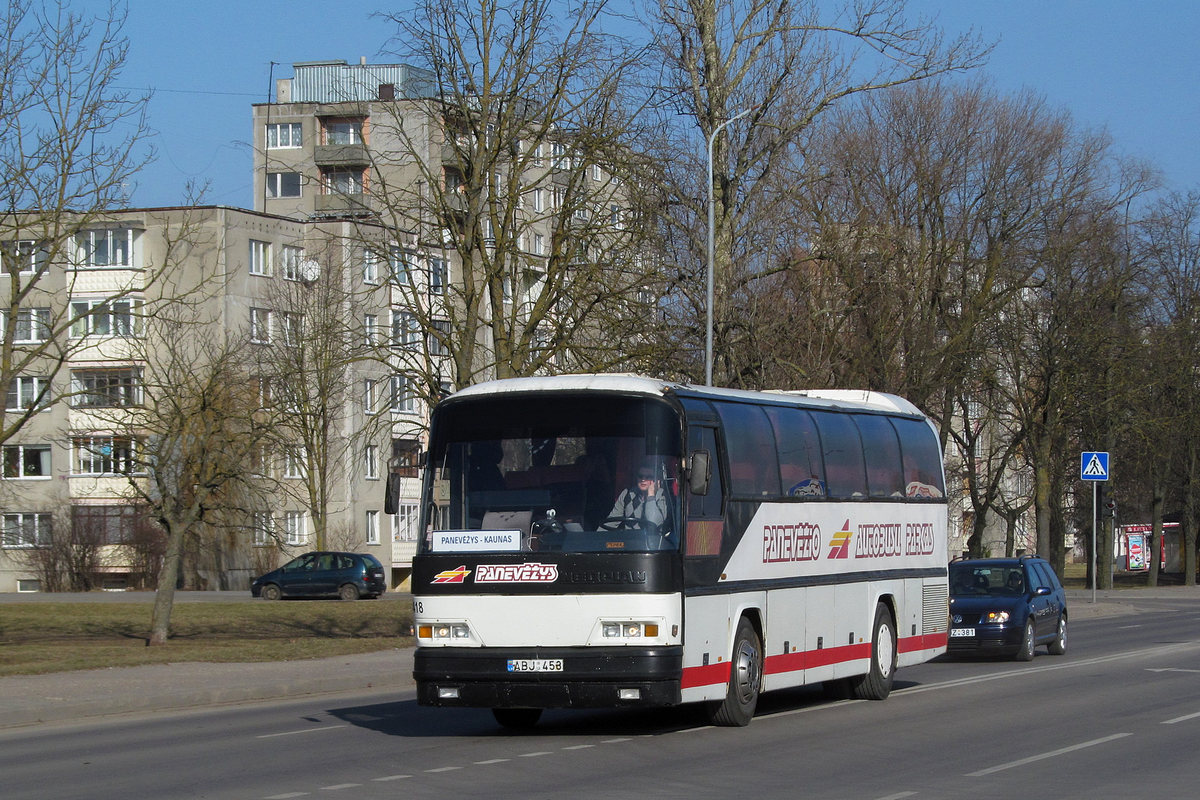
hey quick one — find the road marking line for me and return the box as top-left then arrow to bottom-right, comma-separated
474,758 -> 510,765
372,775 -> 411,781
966,733 -> 1132,777
1162,710 -> 1200,725
874,792 -> 917,800
519,751 -> 552,757
425,766 -> 462,773
264,794 -> 308,799
319,784 -> 360,791
257,725 -> 346,739
563,744 -> 595,750
602,737 -> 632,743
1146,667 -> 1200,673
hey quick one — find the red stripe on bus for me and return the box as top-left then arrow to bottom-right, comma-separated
684,633 -> 946,687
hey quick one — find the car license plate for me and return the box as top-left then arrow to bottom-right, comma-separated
950,627 -> 975,638
507,658 -> 563,672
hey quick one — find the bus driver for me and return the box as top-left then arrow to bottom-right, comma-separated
606,461 -> 670,532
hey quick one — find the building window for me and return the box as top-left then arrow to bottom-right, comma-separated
251,511 -> 274,546
6,376 -> 50,412
2,240 -> 47,274
532,188 -> 544,212
391,504 -> 419,542
72,436 -> 136,475
365,444 -> 378,480
249,240 -> 272,276
72,505 -> 147,545
389,375 -> 416,413
284,511 -> 306,545
71,368 -> 141,407
267,172 -> 302,198
391,311 -> 420,349
324,169 -> 364,195
76,229 -> 135,268
363,249 -> 380,284
2,513 -> 52,548
364,313 -> 378,345
283,448 -> 305,479
324,119 -> 363,145
250,308 -> 272,343
3,444 -> 51,478
281,246 -> 304,280
2,308 -> 51,343
429,320 -> 450,356
389,247 -> 414,285
532,233 -> 544,256
266,122 -> 303,149
365,510 -> 380,545
429,256 -> 448,295
69,299 -> 141,338
278,311 -> 302,346
363,379 -> 378,415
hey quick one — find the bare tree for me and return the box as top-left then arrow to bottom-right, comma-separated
0,0 -> 152,449
643,0 -> 989,385
364,0 -> 662,400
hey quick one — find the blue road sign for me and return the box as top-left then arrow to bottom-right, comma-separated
1081,451 -> 1110,481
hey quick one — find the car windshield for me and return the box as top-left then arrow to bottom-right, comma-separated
420,393 -> 682,554
950,564 -> 1027,597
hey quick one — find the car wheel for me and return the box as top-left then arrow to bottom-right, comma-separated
707,616 -> 762,726
849,602 -> 897,700
1015,618 -> 1036,661
261,584 -> 282,601
493,708 -> 542,730
1047,615 -> 1067,656
338,583 -> 360,601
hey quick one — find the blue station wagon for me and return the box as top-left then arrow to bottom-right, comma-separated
251,551 -> 387,601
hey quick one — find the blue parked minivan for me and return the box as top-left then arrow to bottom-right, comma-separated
251,551 -> 387,601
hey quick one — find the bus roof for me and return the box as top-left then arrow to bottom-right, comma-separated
445,375 -> 928,418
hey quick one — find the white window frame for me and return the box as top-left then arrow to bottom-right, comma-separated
249,240 -> 272,276
363,249 -> 380,284
251,511 -> 274,546
266,172 -> 302,199
3,240 -> 46,275
364,313 -> 378,346
76,229 -> 136,268
389,375 -> 416,413
250,308 -> 272,344
365,510 -> 380,545
3,444 -> 51,479
281,245 -> 305,280
284,511 -> 306,545
7,376 -> 50,412
364,444 -> 378,480
278,311 -> 302,346
363,379 -> 378,415
3,308 -> 51,343
72,436 -> 136,475
266,122 -> 303,149
391,310 -> 421,350
283,447 -> 306,479
70,368 -> 141,408
69,299 -> 142,338
324,169 -> 364,195
324,120 -> 363,145
389,246 -> 413,286
2,512 -> 52,548
391,504 -> 419,542
429,255 -> 448,295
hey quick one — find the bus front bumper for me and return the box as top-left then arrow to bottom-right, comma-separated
414,645 -> 683,709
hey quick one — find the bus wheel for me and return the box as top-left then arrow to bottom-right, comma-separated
493,708 -> 542,730
849,603 -> 896,701
708,616 -> 762,727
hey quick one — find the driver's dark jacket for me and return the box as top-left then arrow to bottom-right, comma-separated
607,488 -> 669,528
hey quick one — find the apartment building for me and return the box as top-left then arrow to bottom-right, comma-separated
0,206 -> 430,593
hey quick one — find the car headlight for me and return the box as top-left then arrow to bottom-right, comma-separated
601,621 -> 659,639
983,611 -> 1011,624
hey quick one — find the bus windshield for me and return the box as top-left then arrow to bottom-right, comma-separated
421,393 -> 682,555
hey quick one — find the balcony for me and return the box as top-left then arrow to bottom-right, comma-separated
313,193 -> 374,218
314,143 -> 370,167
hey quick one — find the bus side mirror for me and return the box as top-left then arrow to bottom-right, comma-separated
689,450 -> 711,495
384,472 -> 402,515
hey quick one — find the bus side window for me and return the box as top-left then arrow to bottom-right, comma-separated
892,417 -> 946,498
766,406 -> 825,497
686,425 -> 724,556
853,414 -> 904,498
810,410 -> 867,499
713,402 -> 781,497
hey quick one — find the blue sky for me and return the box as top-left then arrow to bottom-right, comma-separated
117,0 -> 1200,208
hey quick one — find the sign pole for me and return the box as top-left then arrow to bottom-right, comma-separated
1081,451 -> 1109,605
1092,482 -> 1097,605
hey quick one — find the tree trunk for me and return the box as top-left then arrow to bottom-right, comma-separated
148,524 -> 185,646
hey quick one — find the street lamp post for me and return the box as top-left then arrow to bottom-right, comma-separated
706,107 -> 754,386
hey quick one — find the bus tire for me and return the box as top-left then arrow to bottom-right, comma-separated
493,708 -> 542,730
849,603 -> 896,701
707,616 -> 762,727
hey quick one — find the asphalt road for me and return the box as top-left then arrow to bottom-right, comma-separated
2,596 -> 1198,800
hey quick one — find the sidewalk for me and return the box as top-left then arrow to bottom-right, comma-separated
2,585 -> 1198,730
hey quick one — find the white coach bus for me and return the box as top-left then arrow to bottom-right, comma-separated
404,375 -> 948,727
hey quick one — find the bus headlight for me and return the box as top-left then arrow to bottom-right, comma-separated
601,621 -> 659,639
418,622 -> 472,640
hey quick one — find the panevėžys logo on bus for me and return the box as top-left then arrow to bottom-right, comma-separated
431,565 -> 471,583
475,563 -> 559,583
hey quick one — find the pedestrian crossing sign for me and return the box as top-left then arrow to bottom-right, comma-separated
1080,451 -> 1109,481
